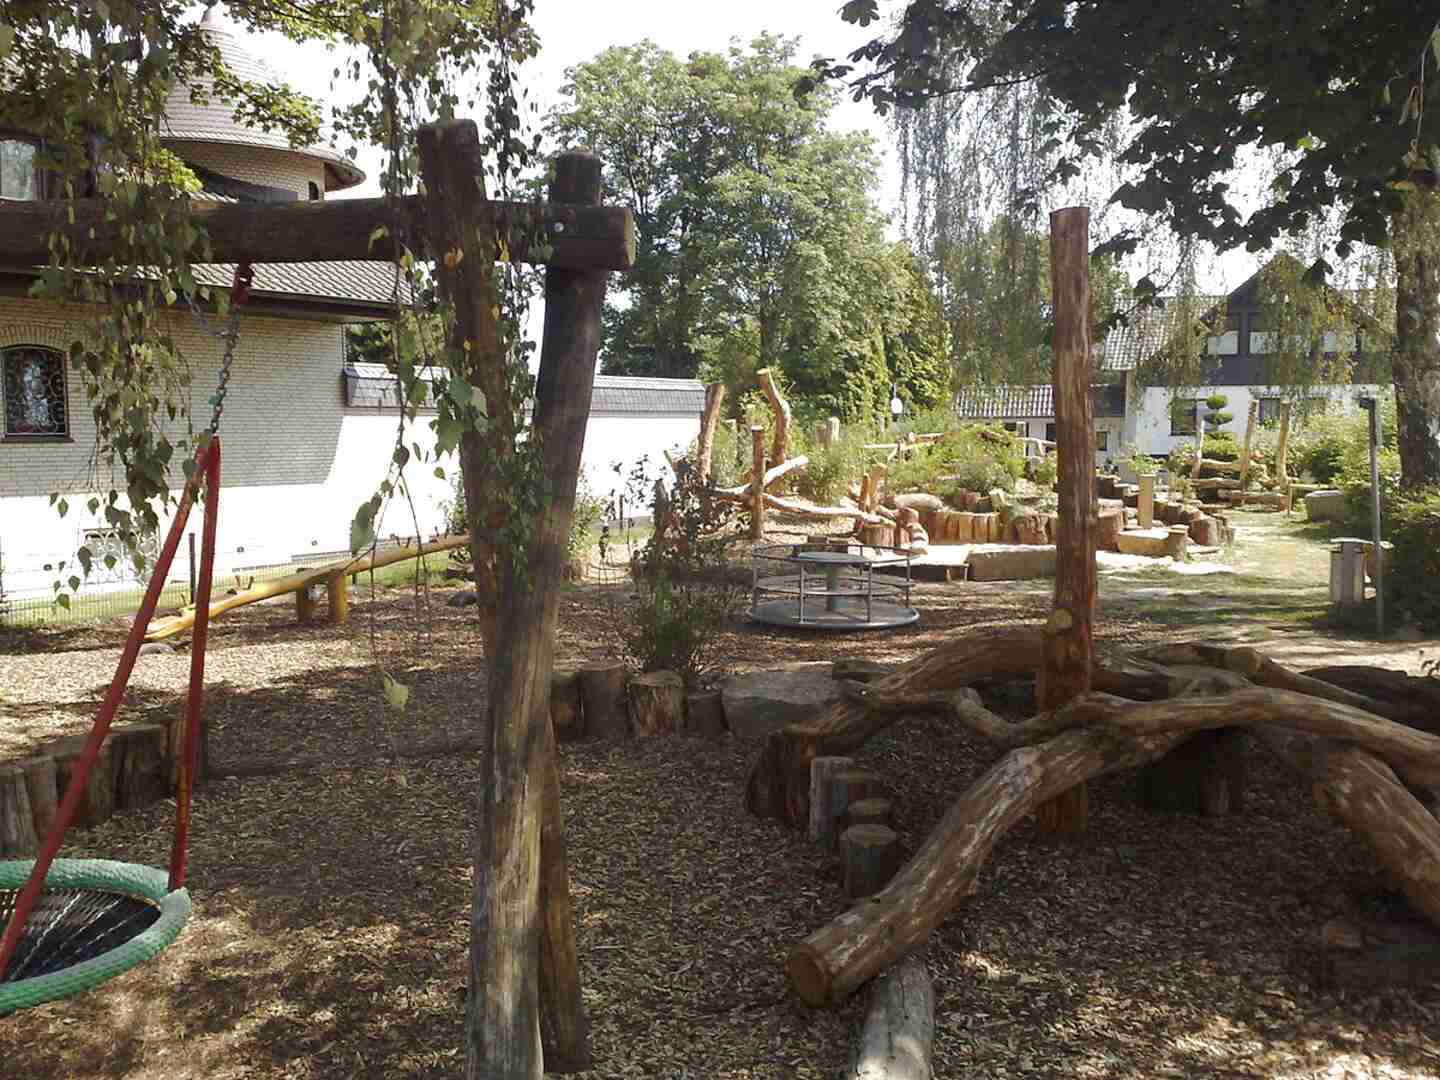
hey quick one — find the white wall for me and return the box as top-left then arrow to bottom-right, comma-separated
1128,384 -> 1388,459
1002,418 -> 1120,466
0,297 -> 454,599
578,412 -> 699,509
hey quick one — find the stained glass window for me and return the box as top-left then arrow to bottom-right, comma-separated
2,346 -> 68,437
0,139 -> 39,201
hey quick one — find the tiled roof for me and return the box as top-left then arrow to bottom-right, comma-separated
954,383 -> 1127,420
955,385 -> 1052,419
194,261 -> 404,309
161,11 -> 364,191
1097,297 -> 1225,371
590,375 -> 705,415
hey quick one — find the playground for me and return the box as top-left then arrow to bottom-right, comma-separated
2,508 -> 1437,1079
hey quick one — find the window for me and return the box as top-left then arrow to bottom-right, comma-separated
308,181 -> 321,201
1257,397 -> 1283,425
1096,430 -> 1109,451
0,138 -> 39,201
1206,313 -> 1241,356
3,346 -> 68,437
1006,421 -> 1027,436
1044,422 -> 1057,443
1170,399 -> 1200,436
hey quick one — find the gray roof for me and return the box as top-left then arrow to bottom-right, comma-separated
955,383 -> 1127,420
195,260 -> 404,309
161,11 -> 364,191
590,375 -> 705,415
1097,297 -> 1226,371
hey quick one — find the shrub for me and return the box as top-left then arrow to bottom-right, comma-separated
442,471 -> 603,572
1031,452 -> 1058,489
611,459 -> 744,688
1382,486 -> 1440,631
793,426 -> 869,504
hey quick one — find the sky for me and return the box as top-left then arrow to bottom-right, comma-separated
241,1 -> 902,212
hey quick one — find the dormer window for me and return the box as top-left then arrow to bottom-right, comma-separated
0,138 -> 40,201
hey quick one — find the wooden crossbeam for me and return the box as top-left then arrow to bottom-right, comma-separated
0,191 -> 634,272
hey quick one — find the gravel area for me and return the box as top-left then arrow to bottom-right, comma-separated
2,557 -> 1438,1078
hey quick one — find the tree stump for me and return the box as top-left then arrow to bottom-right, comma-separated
579,663 -> 629,740
1013,514 -> 1047,545
1096,508 -> 1124,552
1189,514 -> 1224,547
112,723 -> 167,809
686,691 -> 726,739
166,711 -> 207,790
628,671 -> 686,736
809,756 -> 856,850
550,670 -> 585,742
0,764 -> 38,857
831,768 -> 886,836
1319,915 -> 1440,991
857,523 -> 895,548
16,755 -> 58,842
1136,728 -> 1246,816
1164,525 -> 1191,561
52,737 -> 117,827
841,824 -> 902,898
848,954 -> 935,1080
844,797 -> 894,830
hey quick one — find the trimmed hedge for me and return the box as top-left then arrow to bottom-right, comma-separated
1383,486 -> 1440,631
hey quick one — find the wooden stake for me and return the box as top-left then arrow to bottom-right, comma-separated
1137,473 -> 1155,528
1239,399 -> 1259,487
1036,206 -> 1096,837
756,367 -> 792,471
326,571 -> 349,625
750,425 -> 766,540
695,384 -> 726,484
1276,402 -> 1292,507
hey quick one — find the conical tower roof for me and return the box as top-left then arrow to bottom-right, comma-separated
161,8 -> 364,192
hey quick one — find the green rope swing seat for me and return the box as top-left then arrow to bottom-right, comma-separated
0,860 -> 191,1015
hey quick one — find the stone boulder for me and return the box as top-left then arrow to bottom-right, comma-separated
720,662 -> 843,738
1305,489 -> 1349,523
965,544 -> 1057,581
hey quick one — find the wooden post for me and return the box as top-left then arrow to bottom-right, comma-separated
820,416 -> 840,448
750,425 -> 766,540
1036,206 -> 1096,836
326,571 -> 348,624
17,756 -> 58,842
0,765 -> 37,857
756,367 -> 792,471
1276,401 -> 1292,508
419,123 -> 604,1078
1239,399 -> 1259,488
695,384 -> 726,484
808,755 -> 855,850
296,580 -> 317,622
1137,473 -> 1155,528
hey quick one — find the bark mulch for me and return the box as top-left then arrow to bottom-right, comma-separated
1,572 -> 1437,1079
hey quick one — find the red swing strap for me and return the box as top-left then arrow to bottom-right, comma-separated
0,438 -> 221,980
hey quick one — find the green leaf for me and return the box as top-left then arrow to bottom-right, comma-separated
434,466 -> 446,480
349,497 -> 379,553
381,673 -> 411,712
56,594 -> 71,611
57,498 -> 69,518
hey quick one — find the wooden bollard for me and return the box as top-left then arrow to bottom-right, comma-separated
628,671 -> 686,736
841,824 -> 902,898
550,670 -> 585,742
578,663 -> 629,739
809,756 -> 856,849
326,571 -> 349,624
1138,474 -> 1155,528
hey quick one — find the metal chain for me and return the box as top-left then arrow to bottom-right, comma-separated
185,262 -> 254,437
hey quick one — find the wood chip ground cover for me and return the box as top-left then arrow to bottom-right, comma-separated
2,534 -> 1438,1078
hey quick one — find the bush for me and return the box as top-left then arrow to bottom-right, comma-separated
610,459 -> 744,688
793,426 -> 870,504
442,471 -> 602,571
1031,452 -> 1058,489
1382,486 -> 1440,631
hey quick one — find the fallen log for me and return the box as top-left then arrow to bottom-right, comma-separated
787,724 -> 1190,1006
713,488 -> 886,525
847,954 -> 935,1080
1303,665 -> 1440,734
713,456 -> 811,498
1318,915 -> 1440,992
745,628 -> 1045,829
1254,726 -> 1440,929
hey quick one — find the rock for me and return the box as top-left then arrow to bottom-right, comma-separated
720,663 -> 844,738
1305,490 -> 1349,522
891,492 -> 944,513
965,545 -> 1057,581
1116,528 -> 1172,558
446,590 -> 480,608
137,642 -> 174,656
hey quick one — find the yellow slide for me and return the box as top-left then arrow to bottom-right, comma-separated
143,533 -> 471,640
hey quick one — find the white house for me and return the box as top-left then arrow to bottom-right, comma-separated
0,15 -> 703,612
950,261 -> 1387,467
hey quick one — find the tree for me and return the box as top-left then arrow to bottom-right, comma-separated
826,1 -> 1440,486
548,35 -> 950,419
0,4 -> 592,1077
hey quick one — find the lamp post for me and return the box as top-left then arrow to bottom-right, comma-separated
1358,395 -> 1383,637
